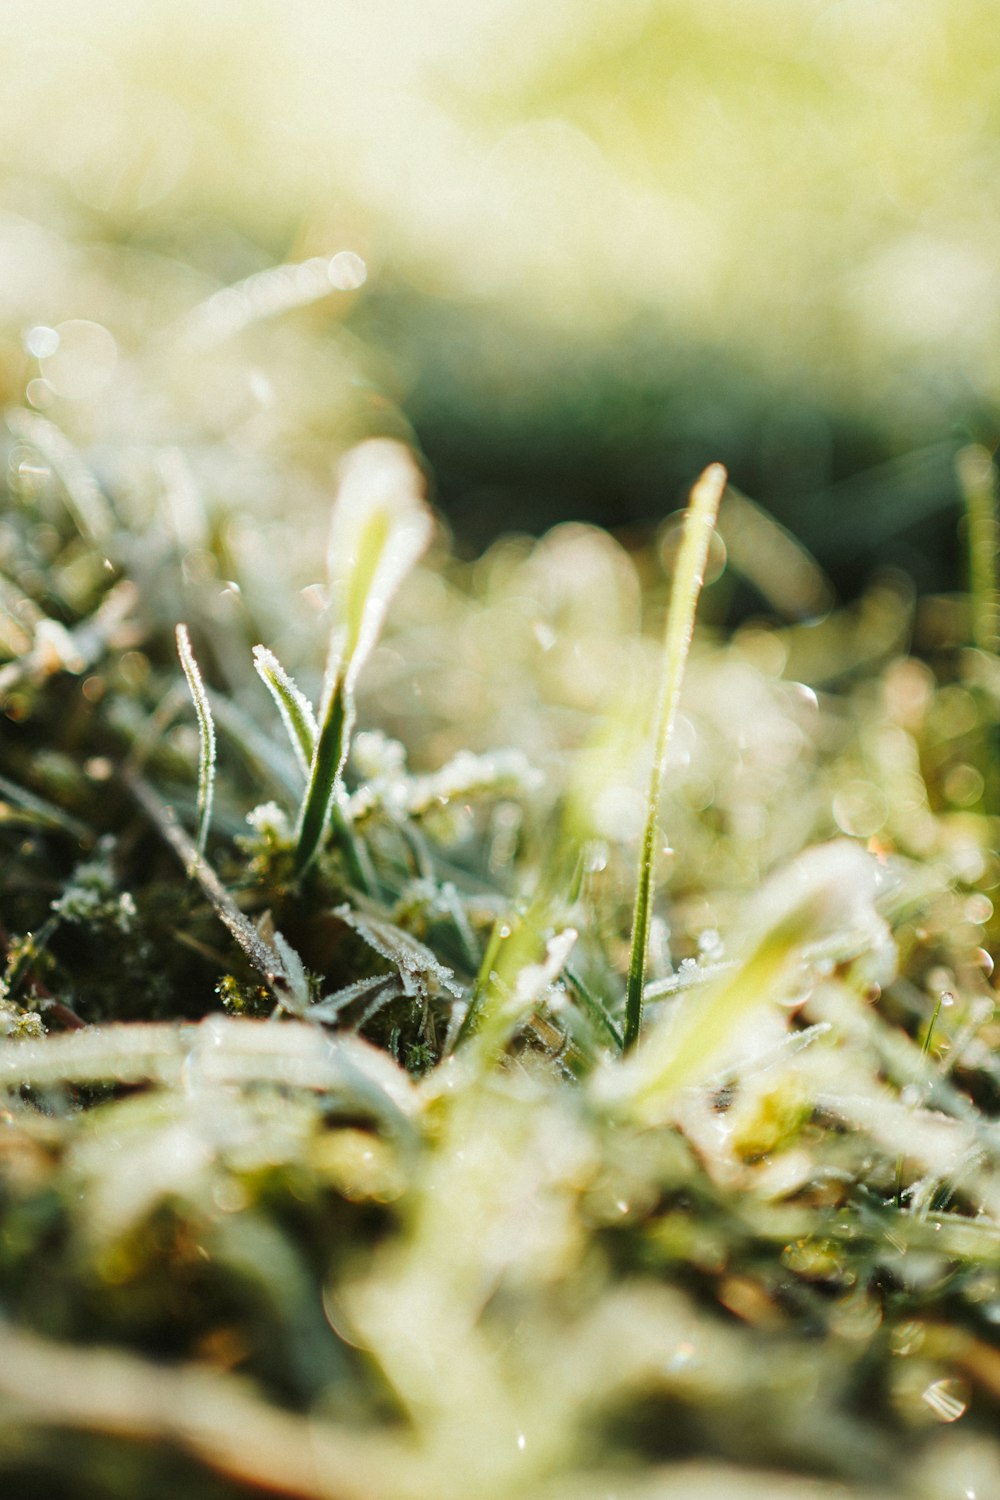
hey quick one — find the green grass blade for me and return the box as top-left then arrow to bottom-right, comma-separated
624,463 -> 726,1050
292,441 -> 432,878
566,966 -> 624,1050
295,670 -> 352,878
957,444 -> 1000,655
175,622 -> 216,863
616,840 -> 886,1117
252,645 -> 318,779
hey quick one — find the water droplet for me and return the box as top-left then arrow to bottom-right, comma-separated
927,967 -> 953,996
532,619 -> 557,652
516,1433 -> 526,1452
921,1377 -> 969,1423
697,927 -> 724,961
328,250 -> 367,291
966,893 -> 994,924
973,948 -> 994,976
24,325 -> 60,359
941,991 -> 956,1008
666,1338 -> 697,1372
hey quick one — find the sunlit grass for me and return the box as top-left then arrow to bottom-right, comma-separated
2,121 -> 1000,1500
624,461 -> 725,1050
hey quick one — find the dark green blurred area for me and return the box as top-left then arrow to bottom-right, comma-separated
3,0 -> 1000,602
353,285 -> 994,599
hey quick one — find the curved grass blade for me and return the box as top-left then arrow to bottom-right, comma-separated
294,442 -> 432,877
175,623 -> 216,863
614,840 -> 888,1119
6,408 -> 114,544
124,769 -> 307,1014
624,463 -> 726,1050
252,645 -> 318,778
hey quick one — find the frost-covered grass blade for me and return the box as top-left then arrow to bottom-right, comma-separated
175,622 -> 216,862
294,441 -> 432,877
624,463 -> 726,1049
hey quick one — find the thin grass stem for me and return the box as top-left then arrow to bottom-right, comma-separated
175,623 -> 216,862
958,445 -> 1000,655
124,768 -> 305,1013
623,463 -> 726,1050
895,989 -> 950,1207
453,912 -> 509,1048
566,966 -> 624,1050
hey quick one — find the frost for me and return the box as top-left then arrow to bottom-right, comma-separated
344,741 -> 542,832
244,801 -> 292,845
334,904 -> 461,999
0,998 -> 44,1040
52,846 -> 136,934
407,749 -> 542,816
271,931 -> 312,1015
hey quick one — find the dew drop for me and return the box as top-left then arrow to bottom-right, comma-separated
24,325 -> 59,359
790,682 -> 819,713
666,1338 -> 697,1372
921,1377 -> 969,1423
697,927 -> 724,961
329,251 -> 367,291
966,893 -> 994,924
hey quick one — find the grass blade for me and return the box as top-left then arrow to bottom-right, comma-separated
175,623 -> 216,862
624,463 -> 726,1050
124,769 -> 306,1013
958,444 -> 1000,655
295,671 -> 352,878
615,840 -> 887,1117
252,645 -> 318,778
294,442 -> 432,877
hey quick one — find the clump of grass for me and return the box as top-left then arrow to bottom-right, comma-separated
4,250 -> 1000,1500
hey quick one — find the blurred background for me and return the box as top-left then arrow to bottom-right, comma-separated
1,0 -> 998,598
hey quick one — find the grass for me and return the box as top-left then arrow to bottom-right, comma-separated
3,258 -> 1000,1500
624,460 -> 726,1050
